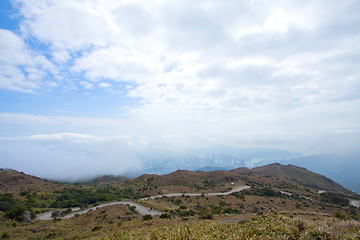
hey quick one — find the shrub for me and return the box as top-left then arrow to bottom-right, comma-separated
63,208 -> 72,215
200,213 -> 213,219
0,194 -> 14,212
143,214 -> 153,221
1,233 -> 10,239
244,188 -> 282,197
335,211 -> 347,220
128,206 -> 136,212
159,213 -> 171,219
5,205 -> 27,221
179,210 -> 196,217
320,192 -> 349,206
174,199 -> 182,205
51,210 -> 60,218
92,226 -> 102,232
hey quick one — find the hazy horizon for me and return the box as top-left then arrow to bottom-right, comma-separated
1,0 -> 359,180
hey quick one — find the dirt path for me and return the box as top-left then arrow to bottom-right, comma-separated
141,185 -> 251,200
35,201 -> 161,220
36,185 -> 250,220
35,207 -> 80,220
350,199 -> 360,208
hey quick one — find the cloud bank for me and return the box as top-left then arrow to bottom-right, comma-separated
0,133 -> 140,181
0,0 -> 360,178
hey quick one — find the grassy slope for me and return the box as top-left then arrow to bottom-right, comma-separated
0,169 -> 65,199
106,214 -> 360,240
1,164 -> 360,239
123,170 -> 245,196
230,163 -> 354,195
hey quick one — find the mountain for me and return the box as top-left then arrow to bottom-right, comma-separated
135,146 -> 360,194
0,168 -> 64,198
73,175 -> 128,185
1,164 -> 359,239
230,163 -> 353,195
282,152 -> 360,194
136,146 -> 302,175
193,166 -> 229,172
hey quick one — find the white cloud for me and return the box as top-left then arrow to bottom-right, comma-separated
17,0 -> 118,50
72,47 -> 164,82
0,133 -> 141,181
0,0 -> 359,157
80,81 -> 94,89
98,82 -> 112,88
0,29 -> 56,92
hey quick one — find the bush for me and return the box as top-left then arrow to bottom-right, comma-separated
5,205 -> 27,221
320,192 -> 349,206
159,213 -> 171,219
199,213 -> 213,219
143,214 -> 153,221
1,233 -> 10,239
51,210 -> 60,218
244,188 -> 282,197
335,211 -> 347,220
174,199 -> 182,205
50,187 -> 136,208
222,207 -> 240,214
178,210 -> 196,217
63,208 -> 72,215
0,194 -> 14,212
92,226 -> 102,232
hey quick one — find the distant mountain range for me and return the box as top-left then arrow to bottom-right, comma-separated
136,145 -> 301,174
282,152 -> 360,194
135,146 -> 360,193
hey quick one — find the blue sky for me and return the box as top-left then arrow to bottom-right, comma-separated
1,0 -> 360,179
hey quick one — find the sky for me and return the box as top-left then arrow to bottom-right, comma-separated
0,0 -> 360,180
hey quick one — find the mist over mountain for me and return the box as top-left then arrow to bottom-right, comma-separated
283,152 -> 360,194
135,145 -> 301,175
135,145 -> 360,194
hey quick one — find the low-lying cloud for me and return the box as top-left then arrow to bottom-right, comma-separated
0,133 -> 141,181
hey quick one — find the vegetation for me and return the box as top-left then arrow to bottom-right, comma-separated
142,214 -> 153,221
320,192 -> 350,206
0,194 -> 33,221
1,165 -> 360,239
50,187 -> 136,208
107,214 -> 360,239
243,187 -> 283,197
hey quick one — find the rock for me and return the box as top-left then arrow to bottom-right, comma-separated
30,228 -> 38,233
23,210 -> 31,223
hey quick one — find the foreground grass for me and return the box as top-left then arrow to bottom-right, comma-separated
104,215 -> 360,240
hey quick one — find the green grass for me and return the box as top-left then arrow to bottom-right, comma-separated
104,214 -> 360,240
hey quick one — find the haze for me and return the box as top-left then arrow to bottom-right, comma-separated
0,0 -> 359,181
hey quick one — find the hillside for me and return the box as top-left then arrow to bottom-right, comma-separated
0,169 -> 64,198
230,163 -> 353,195
136,146 -> 301,175
283,152 -> 360,194
74,175 -> 128,186
1,164 -> 360,239
125,169 -> 245,196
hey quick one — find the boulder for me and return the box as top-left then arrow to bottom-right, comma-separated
23,210 -> 31,223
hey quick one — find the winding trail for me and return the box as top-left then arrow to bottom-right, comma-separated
36,185 -> 250,220
63,201 -> 162,219
141,186 -> 251,200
